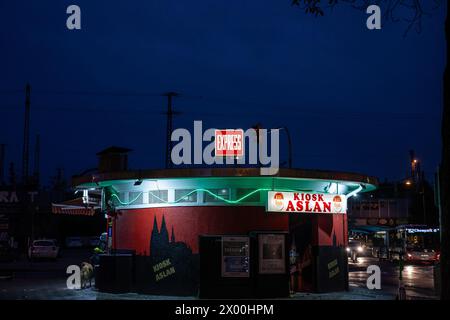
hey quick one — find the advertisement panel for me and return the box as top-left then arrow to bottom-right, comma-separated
215,129 -> 244,157
258,234 -> 285,274
221,236 -> 249,277
267,191 -> 347,214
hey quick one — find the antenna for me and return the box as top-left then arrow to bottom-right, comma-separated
162,92 -> 181,169
33,134 -> 40,186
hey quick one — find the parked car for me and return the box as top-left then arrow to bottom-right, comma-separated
0,240 -> 14,262
65,237 -> 83,248
28,239 -> 60,260
405,246 -> 440,264
346,239 -> 364,262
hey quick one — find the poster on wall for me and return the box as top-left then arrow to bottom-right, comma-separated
258,234 -> 285,274
221,236 -> 250,278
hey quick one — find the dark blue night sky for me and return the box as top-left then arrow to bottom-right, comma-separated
0,1 -> 446,184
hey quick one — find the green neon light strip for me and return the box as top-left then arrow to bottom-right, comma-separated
110,187 -> 305,206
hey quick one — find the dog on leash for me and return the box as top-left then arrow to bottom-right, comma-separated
80,262 -> 94,289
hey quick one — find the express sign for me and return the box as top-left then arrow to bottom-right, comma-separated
267,191 -> 347,214
215,129 -> 244,157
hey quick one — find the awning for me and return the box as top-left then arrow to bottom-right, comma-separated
349,226 -> 394,234
52,197 -> 100,216
349,225 -> 394,234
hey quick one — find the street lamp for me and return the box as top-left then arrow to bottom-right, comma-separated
275,126 -> 293,169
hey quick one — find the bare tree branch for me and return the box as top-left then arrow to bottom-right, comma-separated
291,0 -> 443,37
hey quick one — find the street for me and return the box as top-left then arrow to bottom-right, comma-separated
0,250 -> 439,300
348,256 -> 438,300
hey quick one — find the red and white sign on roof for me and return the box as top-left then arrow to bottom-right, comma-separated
267,191 -> 347,214
215,129 -> 244,157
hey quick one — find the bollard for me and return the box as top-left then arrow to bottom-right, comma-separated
396,254 -> 407,300
397,281 -> 407,300
433,263 -> 441,296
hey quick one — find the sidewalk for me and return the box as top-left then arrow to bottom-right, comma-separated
0,279 -> 437,300
290,286 -> 395,300
0,254 -> 438,300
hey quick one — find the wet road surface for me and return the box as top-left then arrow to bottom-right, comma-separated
348,256 -> 437,299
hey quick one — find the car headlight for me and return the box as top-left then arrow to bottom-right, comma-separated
357,246 -> 363,253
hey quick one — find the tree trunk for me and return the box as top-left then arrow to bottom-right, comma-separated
441,0 -> 450,301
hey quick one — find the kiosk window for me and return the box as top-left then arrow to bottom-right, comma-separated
204,189 -> 230,202
149,190 -> 168,204
236,188 -> 260,203
175,189 -> 197,203
129,192 -> 143,205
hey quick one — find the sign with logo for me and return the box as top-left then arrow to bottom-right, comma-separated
267,191 -> 347,214
258,234 -> 285,274
406,228 -> 439,234
221,236 -> 249,277
215,129 -> 244,157
0,190 -> 38,204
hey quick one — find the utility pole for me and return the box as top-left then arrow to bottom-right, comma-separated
0,144 -> 5,185
22,83 -> 31,185
163,92 -> 180,169
33,134 -> 40,186
409,150 -> 417,184
8,162 -> 16,187
436,167 -> 443,243
252,123 -> 262,167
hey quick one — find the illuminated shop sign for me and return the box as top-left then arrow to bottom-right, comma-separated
405,228 -> 439,233
267,191 -> 347,214
215,129 -> 244,157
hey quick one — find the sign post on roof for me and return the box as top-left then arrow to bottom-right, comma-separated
215,129 -> 244,157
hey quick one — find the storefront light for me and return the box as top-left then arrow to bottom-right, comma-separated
109,187 -> 317,206
345,185 -> 363,199
327,183 -> 337,194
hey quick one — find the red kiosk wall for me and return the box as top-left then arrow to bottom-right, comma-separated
314,213 -> 348,246
112,206 -> 289,255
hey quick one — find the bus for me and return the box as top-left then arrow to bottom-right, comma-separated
388,225 -> 440,264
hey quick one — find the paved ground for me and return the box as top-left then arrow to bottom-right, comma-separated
348,256 -> 438,300
0,251 -> 439,300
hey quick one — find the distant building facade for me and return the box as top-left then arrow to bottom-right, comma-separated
348,195 -> 411,227
348,179 -> 439,228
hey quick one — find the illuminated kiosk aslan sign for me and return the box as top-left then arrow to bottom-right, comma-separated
267,191 -> 347,214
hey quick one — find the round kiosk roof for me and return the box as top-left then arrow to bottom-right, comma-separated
73,168 -> 378,196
